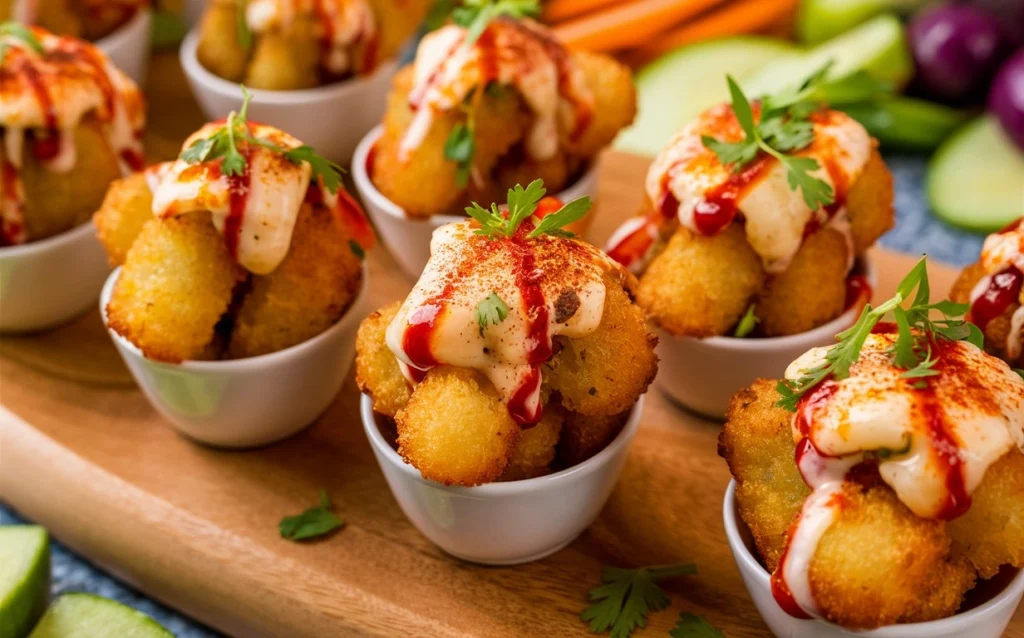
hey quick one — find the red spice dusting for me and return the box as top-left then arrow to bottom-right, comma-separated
968,266 -> 1023,332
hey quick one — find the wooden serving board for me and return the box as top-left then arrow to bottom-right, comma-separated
1,53 -> 1021,638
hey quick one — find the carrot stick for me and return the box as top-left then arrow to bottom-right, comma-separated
551,0 -> 729,53
629,0 -> 799,63
543,0 -> 624,23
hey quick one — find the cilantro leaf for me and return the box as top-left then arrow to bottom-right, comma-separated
476,291 -> 509,333
180,135 -> 220,164
0,22 -> 44,59
726,75 -> 756,139
453,0 -> 539,46
700,135 -> 758,168
285,145 -> 344,193
279,490 -> 344,541
733,304 -> 759,338
507,179 -> 546,229
445,123 -> 476,188
780,155 -> 834,210
235,0 -> 252,50
581,564 -> 696,638
528,195 -> 591,238
465,200 -> 506,237
669,612 -> 724,638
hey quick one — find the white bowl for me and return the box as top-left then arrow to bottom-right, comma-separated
180,29 -> 396,163
100,263 -> 368,448
723,481 -> 1024,637
655,256 -> 877,420
0,221 -> 111,333
183,0 -> 206,29
352,125 -> 600,279
361,393 -> 644,565
95,7 -> 152,86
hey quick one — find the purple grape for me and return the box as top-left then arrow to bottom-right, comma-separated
989,49 -> 1024,152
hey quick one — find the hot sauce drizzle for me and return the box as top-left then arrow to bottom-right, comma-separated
968,266 -> 1023,333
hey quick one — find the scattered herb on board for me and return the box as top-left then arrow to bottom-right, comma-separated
279,490 -> 344,541
669,612 -> 724,638
465,179 -> 591,239
581,563 -> 696,638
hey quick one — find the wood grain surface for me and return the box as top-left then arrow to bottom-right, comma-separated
1,52 -> 1021,638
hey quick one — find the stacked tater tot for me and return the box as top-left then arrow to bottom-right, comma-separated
0,0 -> 144,40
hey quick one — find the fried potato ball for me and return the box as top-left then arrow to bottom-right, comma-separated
196,1 -> 248,82
21,117 -> 122,241
558,409 -> 626,467
638,224 -> 766,338
93,172 -> 153,267
950,262 -> 1020,365
369,0 -> 430,61
107,213 -> 245,363
494,149 -> 574,197
0,0 -> 82,37
757,227 -> 849,337
396,367 -> 520,486
719,379 -> 809,568
546,276 -> 658,416
243,18 -> 320,91
499,407 -> 563,481
847,150 -> 896,254
355,301 -> 412,418
227,202 -> 363,358
948,450 -> 1024,578
561,50 -> 636,158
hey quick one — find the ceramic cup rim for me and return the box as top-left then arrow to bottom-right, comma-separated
95,5 -> 151,51
99,261 -> 368,372
0,219 -> 100,260
722,480 -> 1024,636
361,392 -> 644,496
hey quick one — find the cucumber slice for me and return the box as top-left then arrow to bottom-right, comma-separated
745,14 -> 914,97
0,526 -> 50,638
797,0 -> 925,45
614,37 -> 798,157
840,97 -> 969,152
29,594 -> 173,638
928,116 -> 1024,233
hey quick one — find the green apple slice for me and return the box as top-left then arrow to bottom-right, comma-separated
0,526 -> 50,638
29,594 -> 173,638
797,0 -> 925,45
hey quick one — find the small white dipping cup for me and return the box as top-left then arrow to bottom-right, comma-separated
100,263 -> 368,448
0,221 -> 110,333
180,29 -> 396,163
656,256 -> 877,420
95,8 -> 152,86
723,481 -> 1024,637
352,125 -> 600,279
362,393 -> 644,565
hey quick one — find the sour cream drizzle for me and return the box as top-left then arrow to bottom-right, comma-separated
245,0 -> 378,76
969,218 -> 1024,359
773,330 -> 1024,619
399,18 -> 594,165
385,219 -> 628,425
606,104 -> 871,275
0,27 -> 145,245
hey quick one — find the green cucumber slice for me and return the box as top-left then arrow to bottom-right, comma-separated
0,526 -> 50,638
840,97 -> 969,152
29,594 -> 173,638
614,37 -> 798,157
928,116 -> 1024,233
797,0 -> 925,45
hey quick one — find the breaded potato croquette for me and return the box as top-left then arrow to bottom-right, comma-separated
546,277 -> 658,416
396,367 -> 520,486
243,19 -> 320,91
500,408 -> 563,481
228,202 -> 363,358
107,214 -> 245,363
638,224 -> 766,338
196,1 -> 248,82
847,150 -> 896,254
356,302 -> 411,418
558,410 -> 627,467
948,450 -> 1024,577
561,51 -> 637,158
93,172 -> 153,266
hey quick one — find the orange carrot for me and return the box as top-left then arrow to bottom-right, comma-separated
551,0 -> 728,53
543,0 -> 624,23
629,0 -> 799,63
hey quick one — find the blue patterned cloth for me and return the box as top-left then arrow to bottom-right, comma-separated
0,154 -> 987,637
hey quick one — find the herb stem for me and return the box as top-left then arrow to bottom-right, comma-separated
647,564 -> 698,580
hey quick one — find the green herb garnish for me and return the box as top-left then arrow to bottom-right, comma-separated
279,490 -> 344,541
581,563 -> 696,638
444,121 -> 475,188
476,291 -> 509,333
776,257 -> 983,412
733,304 -> 759,338
465,179 -> 591,239
180,86 -> 344,193
452,0 -> 540,46
669,612 -> 724,638
235,0 -> 252,50
0,22 -> 44,64
348,240 -> 365,260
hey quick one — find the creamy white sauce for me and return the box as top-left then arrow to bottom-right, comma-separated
399,20 -> 593,164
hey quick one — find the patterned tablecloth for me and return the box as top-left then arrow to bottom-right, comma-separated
0,153 -> 986,637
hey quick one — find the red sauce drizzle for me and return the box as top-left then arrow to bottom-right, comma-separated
794,380 -> 839,440
220,150 -> 252,261
968,266 -> 1023,332
17,59 -> 61,161
844,273 -> 872,310
402,302 -> 445,370
0,161 -> 25,246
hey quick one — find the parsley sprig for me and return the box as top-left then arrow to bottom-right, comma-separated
452,0 -> 540,46
235,0 -> 253,50
465,179 -> 591,239
0,22 -> 44,64
776,257 -> 983,412
581,563 -> 696,638
670,612 -> 723,638
476,291 -> 509,333
180,86 -> 344,193
278,490 -> 344,541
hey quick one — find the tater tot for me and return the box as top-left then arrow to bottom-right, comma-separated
494,149 -> 574,197
757,227 -> 849,337
355,302 -> 411,418
950,262 -> 1020,364
196,1 -> 248,83
93,172 -> 153,267
557,409 -> 626,467
396,367 -> 520,486
107,213 -> 245,363
847,149 -> 895,254
562,51 -> 636,158
243,18 -> 320,90
368,0 -> 430,60
500,407 -> 563,481
638,224 -> 766,338
546,277 -> 658,416
1,0 -> 82,37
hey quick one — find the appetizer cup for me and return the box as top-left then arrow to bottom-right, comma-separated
361,394 -> 644,565
180,30 -> 395,163
656,256 -> 877,420
100,263 -> 368,448
723,481 -> 1024,638
95,7 -> 152,85
352,125 -> 599,279
0,222 -> 110,333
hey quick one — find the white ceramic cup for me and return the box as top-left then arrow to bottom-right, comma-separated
180,29 -> 396,163
95,8 -> 152,86
182,0 -> 206,29
362,393 -> 644,565
723,480 -> 1024,637
352,125 -> 600,279
0,221 -> 111,333
655,256 -> 877,420
100,263 -> 368,448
